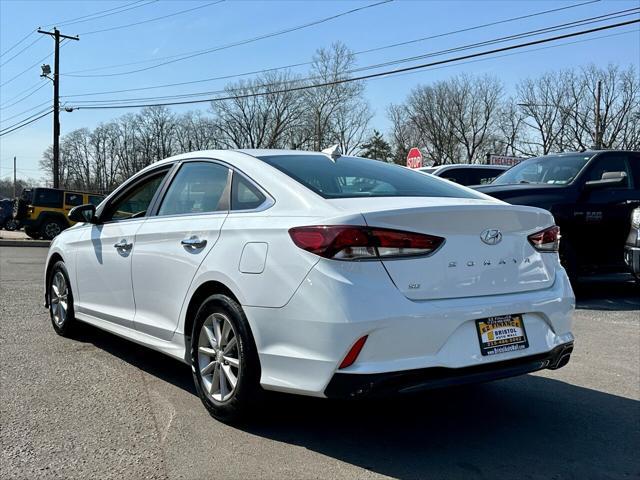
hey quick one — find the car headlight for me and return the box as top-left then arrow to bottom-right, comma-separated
632,208 -> 640,229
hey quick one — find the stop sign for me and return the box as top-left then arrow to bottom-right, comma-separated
406,148 -> 423,168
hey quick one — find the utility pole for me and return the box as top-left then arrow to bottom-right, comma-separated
595,80 -> 602,150
13,156 -> 17,198
37,28 -> 79,189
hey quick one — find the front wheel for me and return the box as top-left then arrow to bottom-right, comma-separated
191,294 -> 261,423
48,261 -> 77,336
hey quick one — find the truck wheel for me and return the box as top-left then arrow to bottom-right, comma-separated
41,218 -> 65,240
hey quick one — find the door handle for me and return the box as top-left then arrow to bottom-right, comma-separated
113,239 -> 133,251
181,235 -> 207,250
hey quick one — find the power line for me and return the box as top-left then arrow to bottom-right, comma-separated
0,36 -> 44,68
58,0 -> 604,92
65,9 -> 639,106
0,100 -> 51,125
0,82 -> 43,109
0,109 -> 53,137
79,0 -> 225,36
0,40 -> 68,89
0,30 -> 36,58
61,0 -> 394,77
70,19 -> 640,111
0,83 -> 48,112
41,0 -> 155,28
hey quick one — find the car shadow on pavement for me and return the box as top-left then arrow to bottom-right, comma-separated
70,322 -> 639,479
574,274 -> 639,311
243,378 -> 639,479
69,322 -> 196,395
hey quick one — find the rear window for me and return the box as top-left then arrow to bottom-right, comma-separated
258,154 -> 481,199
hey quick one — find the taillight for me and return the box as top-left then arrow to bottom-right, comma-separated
528,225 -> 560,252
289,225 -> 444,260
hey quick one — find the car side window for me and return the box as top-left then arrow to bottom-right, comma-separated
585,155 -> 631,189
468,169 -> 503,185
34,189 -> 63,208
88,195 -> 104,206
441,169 -> 467,185
157,162 -> 230,216
104,170 -> 168,222
65,192 -> 83,207
231,173 -> 267,210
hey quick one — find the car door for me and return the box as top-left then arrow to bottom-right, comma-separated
131,160 -> 231,340
74,166 -> 171,328
574,152 -> 640,268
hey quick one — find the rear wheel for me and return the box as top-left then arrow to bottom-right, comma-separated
41,218 -> 65,240
190,294 -> 261,423
48,261 -> 76,336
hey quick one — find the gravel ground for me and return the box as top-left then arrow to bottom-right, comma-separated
1,246 -> 638,480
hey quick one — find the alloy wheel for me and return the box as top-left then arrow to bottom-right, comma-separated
197,313 -> 241,403
50,271 -> 68,327
44,222 -> 61,239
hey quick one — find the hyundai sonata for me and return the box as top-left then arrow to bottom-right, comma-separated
45,149 -> 575,422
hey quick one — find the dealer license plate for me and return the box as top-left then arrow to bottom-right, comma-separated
475,314 -> 529,356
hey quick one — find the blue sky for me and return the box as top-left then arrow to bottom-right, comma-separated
1,0 -> 638,181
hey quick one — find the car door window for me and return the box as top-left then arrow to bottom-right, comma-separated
231,173 -> 267,210
104,170 -> 168,222
585,155 -> 631,189
157,162 -> 230,216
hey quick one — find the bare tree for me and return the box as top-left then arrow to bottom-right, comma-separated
517,71 -> 569,155
405,82 -> 461,165
303,42 -> 369,151
447,74 -> 503,163
212,71 -> 304,149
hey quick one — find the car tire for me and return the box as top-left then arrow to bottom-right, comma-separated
48,261 -> 77,337
3,218 -> 19,231
41,218 -> 65,240
190,294 -> 261,423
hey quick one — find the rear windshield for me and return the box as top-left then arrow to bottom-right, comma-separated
492,154 -> 594,185
258,154 -> 482,199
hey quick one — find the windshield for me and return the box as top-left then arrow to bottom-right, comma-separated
492,154 -> 594,185
258,154 -> 482,199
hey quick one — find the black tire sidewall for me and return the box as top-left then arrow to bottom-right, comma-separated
190,294 -> 261,423
49,261 -> 76,336
42,218 -> 64,240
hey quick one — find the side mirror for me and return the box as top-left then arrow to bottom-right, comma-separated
69,204 -> 97,223
584,171 -> 627,190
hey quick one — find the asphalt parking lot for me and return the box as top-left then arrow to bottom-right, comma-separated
1,246 -> 638,480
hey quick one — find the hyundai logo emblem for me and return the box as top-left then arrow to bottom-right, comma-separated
480,229 -> 502,245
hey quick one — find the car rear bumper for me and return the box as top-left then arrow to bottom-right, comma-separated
244,259 -> 575,397
324,342 -> 573,398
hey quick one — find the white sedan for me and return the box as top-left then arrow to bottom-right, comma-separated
45,149 -> 575,422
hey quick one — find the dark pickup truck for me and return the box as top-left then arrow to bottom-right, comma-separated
475,150 -> 640,280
